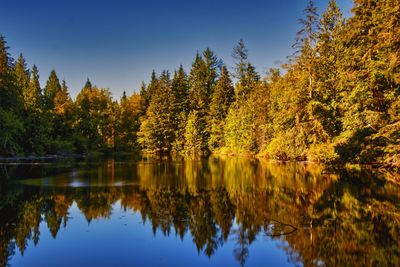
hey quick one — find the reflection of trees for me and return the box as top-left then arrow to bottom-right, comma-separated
0,157 -> 399,267
279,168 -> 400,267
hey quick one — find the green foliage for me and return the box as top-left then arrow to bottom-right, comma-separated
262,126 -> 307,160
138,71 -> 175,153
52,80 -> 74,140
115,92 -> 142,150
43,70 -> 61,110
0,35 -> 25,156
171,66 -> 190,152
74,82 -> 115,151
184,110 -> 203,155
46,138 -> 75,154
0,107 -> 24,155
223,106 -> 249,154
208,66 -> 234,151
21,65 -> 50,154
0,0 -> 398,170
24,65 -> 42,109
187,49 -> 220,151
172,65 -> 190,115
14,54 -> 30,97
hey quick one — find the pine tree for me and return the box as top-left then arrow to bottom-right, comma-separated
172,64 -> 189,115
140,70 -> 158,112
309,0 -> 344,144
54,80 -> 72,117
52,80 -> 73,139
188,52 -> 208,152
238,63 -> 260,100
171,65 -> 190,152
139,81 -> 147,114
223,82 -> 266,155
184,110 -> 203,155
208,66 -> 234,150
22,64 -> 49,154
232,40 -> 259,101
43,70 -> 61,110
24,65 -> 42,109
293,0 -> 319,53
224,41 -> 263,154
138,71 -> 175,153
74,81 -> 115,151
232,38 -> 248,82
115,91 -> 142,150
14,53 -> 30,96
334,0 -> 400,166
0,35 -> 24,155
203,48 -> 219,106
83,78 -> 92,90
189,52 -> 207,110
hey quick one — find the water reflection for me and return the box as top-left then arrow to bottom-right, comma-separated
0,156 -> 399,267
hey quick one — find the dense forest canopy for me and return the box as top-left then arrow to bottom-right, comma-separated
0,0 -> 399,170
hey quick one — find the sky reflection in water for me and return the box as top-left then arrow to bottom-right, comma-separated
0,156 -> 399,267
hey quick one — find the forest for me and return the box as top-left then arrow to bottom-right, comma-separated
0,0 -> 399,170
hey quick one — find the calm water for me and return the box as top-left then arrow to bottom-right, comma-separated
0,155 -> 399,267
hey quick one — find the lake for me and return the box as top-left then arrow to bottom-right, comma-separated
0,155 -> 399,267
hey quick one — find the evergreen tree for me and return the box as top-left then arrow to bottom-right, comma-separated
208,66 -> 234,150
52,80 -> 73,140
115,91 -> 142,150
139,81 -> 147,114
293,0 -> 319,53
14,53 -> 30,96
189,52 -> 207,110
223,44 -> 262,154
232,38 -> 248,82
223,81 -> 266,155
42,71 -> 75,153
43,70 -> 61,110
54,80 -> 72,117
75,81 -> 115,151
293,0 -> 319,99
171,65 -> 190,152
138,71 -> 175,153
172,65 -> 189,115
188,52 -> 208,152
140,70 -> 158,112
24,65 -> 42,109
202,48 -> 219,106
334,0 -> 400,166
22,65 -> 49,154
0,35 -> 24,155
305,0 -> 345,161
0,0 -> 398,170
232,40 -> 259,101
83,78 -> 92,90
184,110 -> 203,155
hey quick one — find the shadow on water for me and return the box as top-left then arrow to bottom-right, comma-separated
0,155 -> 399,267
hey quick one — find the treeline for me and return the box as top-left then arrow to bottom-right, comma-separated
0,47 -> 142,155
0,0 -> 399,169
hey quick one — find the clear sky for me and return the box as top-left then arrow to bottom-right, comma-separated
0,0 -> 353,99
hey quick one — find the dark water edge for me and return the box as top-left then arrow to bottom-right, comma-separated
0,155 -> 399,267
0,151 -> 398,180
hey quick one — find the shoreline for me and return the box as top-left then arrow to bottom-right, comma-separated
0,154 -> 86,163
0,152 -> 399,184
0,151 -> 392,168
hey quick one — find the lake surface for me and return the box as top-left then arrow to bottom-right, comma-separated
0,155 -> 399,267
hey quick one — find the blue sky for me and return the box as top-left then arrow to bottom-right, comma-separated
0,0 -> 353,99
